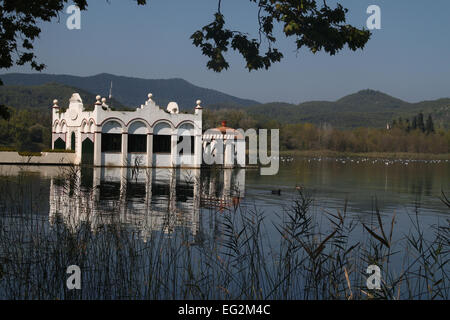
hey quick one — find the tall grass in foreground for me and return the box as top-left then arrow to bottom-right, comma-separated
0,167 -> 448,300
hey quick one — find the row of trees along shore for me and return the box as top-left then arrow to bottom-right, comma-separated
0,107 -> 448,154
204,110 -> 450,155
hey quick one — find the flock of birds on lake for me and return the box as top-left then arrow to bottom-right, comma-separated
271,156 -> 294,163
269,156 -> 448,195
274,156 -> 449,166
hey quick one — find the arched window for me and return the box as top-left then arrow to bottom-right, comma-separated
128,121 -> 147,153
177,123 -> 195,155
89,120 -> 95,133
101,121 -> 122,153
153,122 -> 172,154
60,122 -> 67,134
81,121 -> 87,134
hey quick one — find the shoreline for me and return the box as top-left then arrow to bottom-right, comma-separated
279,150 -> 450,160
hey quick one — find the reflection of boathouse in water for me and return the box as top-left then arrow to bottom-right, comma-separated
49,167 -> 246,241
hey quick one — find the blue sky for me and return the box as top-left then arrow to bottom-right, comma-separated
4,0 -> 450,104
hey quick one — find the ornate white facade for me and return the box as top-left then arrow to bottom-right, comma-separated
51,93 -> 246,168
52,93 -> 203,168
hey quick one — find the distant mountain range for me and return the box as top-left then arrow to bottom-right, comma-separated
246,89 -> 450,129
0,73 -> 449,129
0,73 -> 258,110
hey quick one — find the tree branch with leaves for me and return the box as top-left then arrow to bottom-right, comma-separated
191,0 -> 371,72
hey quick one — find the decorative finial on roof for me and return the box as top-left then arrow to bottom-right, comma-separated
195,100 -> 203,109
101,97 -> 107,104
52,99 -> 59,108
145,93 -> 154,106
95,95 -> 102,105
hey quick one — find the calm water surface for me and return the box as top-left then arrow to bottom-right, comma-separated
247,158 -> 449,235
0,158 -> 449,239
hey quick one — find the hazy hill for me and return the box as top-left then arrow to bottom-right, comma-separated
0,73 -> 448,129
247,90 -> 450,129
0,83 -> 125,111
336,89 -> 409,111
0,73 -> 259,110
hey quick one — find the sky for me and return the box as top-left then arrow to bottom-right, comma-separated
4,0 -> 450,104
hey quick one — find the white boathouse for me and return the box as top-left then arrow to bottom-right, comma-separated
51,93 -> 245,168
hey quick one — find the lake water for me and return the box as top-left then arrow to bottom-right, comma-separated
247,158 -> 449,234
0,158 -> 448,299
0,159 -> 449,240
